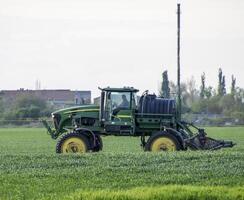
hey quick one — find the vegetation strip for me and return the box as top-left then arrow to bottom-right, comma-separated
68,185 -> 244,200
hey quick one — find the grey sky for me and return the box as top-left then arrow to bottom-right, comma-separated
0,0 -> 244,98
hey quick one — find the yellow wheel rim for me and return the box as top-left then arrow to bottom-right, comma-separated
61,137 -> 87,153
151,137 -> 176,152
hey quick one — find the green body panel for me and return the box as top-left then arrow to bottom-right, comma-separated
51,105 -> 102,136
48,107 -> 176,138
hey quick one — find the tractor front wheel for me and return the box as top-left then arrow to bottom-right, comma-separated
145,132 -> 181,152
56,132 -> 91,153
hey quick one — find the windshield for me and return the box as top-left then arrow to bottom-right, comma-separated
109,92 -> 131,109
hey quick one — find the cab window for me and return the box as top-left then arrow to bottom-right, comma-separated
110,92 -> 131,109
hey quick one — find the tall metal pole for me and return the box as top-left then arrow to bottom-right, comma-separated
177,3 -> 181,120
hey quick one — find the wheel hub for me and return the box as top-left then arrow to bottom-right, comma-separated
151,137 -> 176,152
61,137 -> 87,153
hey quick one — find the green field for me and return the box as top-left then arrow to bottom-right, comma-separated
0,127 -> 244,200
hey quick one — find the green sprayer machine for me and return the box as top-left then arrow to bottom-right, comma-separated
42,87 -> 235,153
42,4 -> 235,153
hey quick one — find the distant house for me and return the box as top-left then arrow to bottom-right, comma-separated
0,89 -> 91,107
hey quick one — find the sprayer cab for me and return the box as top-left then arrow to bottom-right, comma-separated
98,87 -> 139,134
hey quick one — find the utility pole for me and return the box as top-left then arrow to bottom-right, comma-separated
177,3 -> 181,120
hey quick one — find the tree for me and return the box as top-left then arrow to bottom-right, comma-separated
160,70 -> 170,98
234,87 -> 244,112
222,75 -> 226,95
200,73 -> 206,99
191,99 -> 207,114
218,68 -> 226,96
11,95 -> 47,119
207,96 -> 222,114
231,75 -> 236,96
218,68 -> 223,96
15,95 -> 46,109
220,94 -> 235,115
205,86 -> 213,99
186,76 -> 198,106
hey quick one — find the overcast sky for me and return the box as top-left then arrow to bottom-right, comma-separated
0,0 -> 243,98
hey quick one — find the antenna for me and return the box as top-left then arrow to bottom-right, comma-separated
177,3 -> 181,120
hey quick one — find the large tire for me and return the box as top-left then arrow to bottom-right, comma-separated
145,131 -> 181,152
56,132 -> 91,154
92,135 -> 103,152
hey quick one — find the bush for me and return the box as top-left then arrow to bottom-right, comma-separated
2,95 -> 48,124
231,111 -> 244,124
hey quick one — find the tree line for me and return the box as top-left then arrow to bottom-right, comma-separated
0,94 -> 54,125
160,68 -> 244,125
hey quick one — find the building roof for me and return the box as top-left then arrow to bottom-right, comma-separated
0,89 -> 91,102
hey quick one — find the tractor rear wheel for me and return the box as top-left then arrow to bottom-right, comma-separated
145,132 -> 181,152
56,132 -> 91,153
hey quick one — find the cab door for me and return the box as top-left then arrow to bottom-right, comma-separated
104,91 -> 135,135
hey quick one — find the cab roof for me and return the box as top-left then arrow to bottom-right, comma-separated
99,87 -> 139,93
